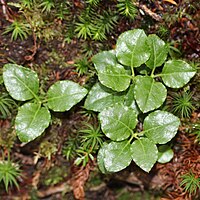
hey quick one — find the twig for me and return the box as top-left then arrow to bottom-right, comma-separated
0,0 -> 14,22
134,2 -> 162,22
37,182 -> 72,198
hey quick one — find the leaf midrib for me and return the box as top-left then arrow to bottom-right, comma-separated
48,92 -> 85,101
13,74 -> 38,99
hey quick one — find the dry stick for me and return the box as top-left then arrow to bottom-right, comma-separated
37,182 -> 72,198
134,2 -> 162,22
0,0 -> 14,22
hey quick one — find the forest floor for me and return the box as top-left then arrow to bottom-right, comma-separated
0,0 -> 200,200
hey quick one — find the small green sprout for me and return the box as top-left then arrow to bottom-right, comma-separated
180,171 -> 200,196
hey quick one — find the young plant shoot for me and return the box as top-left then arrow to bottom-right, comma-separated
84,29 -> 196,173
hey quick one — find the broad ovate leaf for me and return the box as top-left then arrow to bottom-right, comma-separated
99,104 -> 137,141
84,83 -> 126,112
143,110 -> 180,144
146,34 -> 168,69
47,80 -> 88,112
103,140 -> 132,172
161,60 -> 196,88
97,143 -> 109,174
134,76 -> 167,113
157,145 -> 174,163
15,103 -> 51,142
3,64 -> 39,101
131,138 -> 158,172
116,29 -> 150,68
92,50 -> 131,92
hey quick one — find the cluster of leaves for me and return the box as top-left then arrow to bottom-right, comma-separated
0,155 -> 21,192
2,64 -> 88,142
167,90 -> 195,118
0,93 -> 17,119
63,122 -> 104,167
4,0 -> 138,42
75,7 -> 118,41
180,171 -> 200,196
4,0 -> 70,41
83,29 -> 196,173
75,0 -> 137,41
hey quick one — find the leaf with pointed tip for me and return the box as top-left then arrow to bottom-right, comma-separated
92,50 -> 131,92
116,29 -> 150,68
161,60 -> 196,88
15,103 -> 51,142
157,145 -> 174,163
131,138 -> 158,172
143,110 -> 180,144
3,64 -> 39,101
146,34 -> 168,69
103,140 -> 132,172
84,83 -> 126,112
134,76 -> 167,113
47,80 -> 88,112
99,104 -> 137,141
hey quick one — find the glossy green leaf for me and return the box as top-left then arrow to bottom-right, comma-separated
92,50 -> 131,92
161,60 -> 196,88
15,103 -> 51,142
47,80 -> 88,112
146,34 -> 168,69
84,83 -> 126,112
134,76 -> 167,113
143,110 -> 180,144
157,145 -> 174,163
124,84 -> 140,115
131,138 -> 158,172
99,104 -> 137,141
3,64 -> 39,101
116,29 -> 150,68
103,140 -> 132,172
97,143 -> 109,174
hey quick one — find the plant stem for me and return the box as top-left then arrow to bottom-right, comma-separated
131,66 -> 135,78
150,67 -> 156,77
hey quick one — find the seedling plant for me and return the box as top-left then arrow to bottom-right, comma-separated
2,64 -> 88,142
84,29 -> 196,173
2,29 -> 197,174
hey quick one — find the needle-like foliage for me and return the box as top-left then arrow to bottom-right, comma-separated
180,171 -> 200,196
0,157 -> 21,192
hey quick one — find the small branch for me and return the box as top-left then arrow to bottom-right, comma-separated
37,182 -> 72,198
0,0 -> 14,22
134,2 -> 162,22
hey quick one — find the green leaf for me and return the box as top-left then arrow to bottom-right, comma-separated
84,82 -> 126,112
143,110 -> 180,144
92,50 -> 131,92
116,29 -> 150,68
146,34 -> 168,69
124,84 -> 140,115
47,80 -> 88,112
15,103 -> 51,142
97,143 -> 109,174
161,60 -> 196,88
131,138 -> 158,172
134,76 -> 167,113
103,140 -> 132,172
3,64 -> 39,101
99,104 -> 137,141
157,145 -> 174,163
